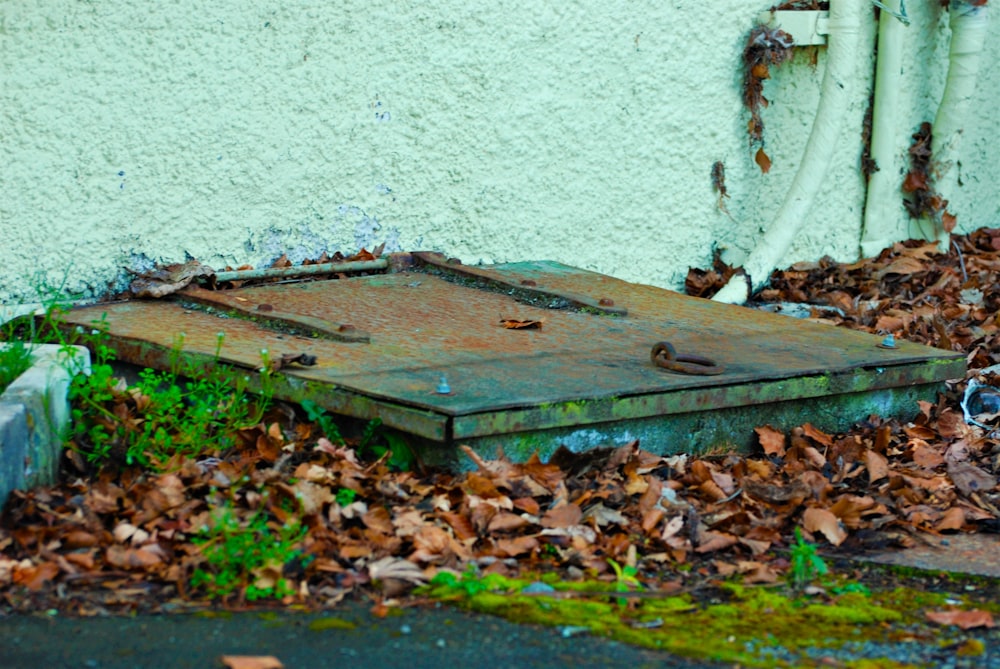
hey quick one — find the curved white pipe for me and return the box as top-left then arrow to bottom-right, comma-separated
860,0 -> 908,258
930,0 -> 990,251
713,0 -> 863,304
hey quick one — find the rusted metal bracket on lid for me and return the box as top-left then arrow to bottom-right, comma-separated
651,341 -> 724,375
411,251 -> 628,316
211,258 -> 389,284
173,285 -> 371,343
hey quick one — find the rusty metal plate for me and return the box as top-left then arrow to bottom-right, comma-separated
57,253 -> 965,462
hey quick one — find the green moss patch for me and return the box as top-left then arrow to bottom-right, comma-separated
419,573 -> 959,668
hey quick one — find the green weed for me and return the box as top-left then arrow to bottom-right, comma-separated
608,558 -> 643,605
301,403 -> 415,471
301,399 -> 345,445
788,526 -> 829,589
67,331 -> 274,468
190,497 -> 308,601
0,339 -> 34,394
334,487 -> 357,507
0,279 -> 78,392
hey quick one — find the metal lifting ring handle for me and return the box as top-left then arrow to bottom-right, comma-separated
650,341 -> 725,376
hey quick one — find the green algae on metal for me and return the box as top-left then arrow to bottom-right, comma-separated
417,573 -> 972,668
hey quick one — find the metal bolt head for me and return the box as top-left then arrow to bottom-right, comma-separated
436,375 -> 452,394
878,333 -> 897,349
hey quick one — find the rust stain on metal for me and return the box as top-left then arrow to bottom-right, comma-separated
174,284 -> 371,343
57,253 -> 965,449
412,251 -> 629,316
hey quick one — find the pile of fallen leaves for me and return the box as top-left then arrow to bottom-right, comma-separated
2,231 -> 999,615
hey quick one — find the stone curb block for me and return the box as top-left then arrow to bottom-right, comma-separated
0,344 -> 90,507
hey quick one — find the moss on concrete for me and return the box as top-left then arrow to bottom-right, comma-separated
419,572 -> 973,668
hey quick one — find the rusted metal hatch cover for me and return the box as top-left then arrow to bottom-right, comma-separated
58,253 -> 964,466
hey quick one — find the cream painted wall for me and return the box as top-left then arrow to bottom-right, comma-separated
897,1 -> 999,243
0,2 -> 996,313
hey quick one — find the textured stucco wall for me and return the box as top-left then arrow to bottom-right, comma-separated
889,1 -> 1000,243
0,2 -> 996,314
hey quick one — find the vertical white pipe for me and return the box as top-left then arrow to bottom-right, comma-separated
713,0 -> 863,304
860,1 -> 907,258
931,0 -> 990,251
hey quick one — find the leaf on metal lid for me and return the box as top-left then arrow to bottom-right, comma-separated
129,260 -> 215,298
500,319 -> 543,330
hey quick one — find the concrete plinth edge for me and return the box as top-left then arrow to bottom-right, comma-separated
0,344 -> 90,507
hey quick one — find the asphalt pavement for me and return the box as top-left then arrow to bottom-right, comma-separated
2,533 -> 999,669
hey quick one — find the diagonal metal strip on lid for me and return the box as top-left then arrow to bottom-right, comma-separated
55,252 -> 965,463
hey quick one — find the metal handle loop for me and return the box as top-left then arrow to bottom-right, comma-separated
651,341 -> 725,376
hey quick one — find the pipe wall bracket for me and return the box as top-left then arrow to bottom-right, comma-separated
757,10 -> 830,46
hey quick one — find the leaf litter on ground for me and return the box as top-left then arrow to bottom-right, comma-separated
1,231 -> 999,620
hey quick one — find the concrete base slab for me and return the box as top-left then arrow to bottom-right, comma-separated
0,402 -> 29,506
0,344 -> 90,507
858,532 -> 1000,578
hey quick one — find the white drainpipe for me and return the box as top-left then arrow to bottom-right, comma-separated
930,0 -> 990,251
713,0 -> 863,304
860,0 -> 909,258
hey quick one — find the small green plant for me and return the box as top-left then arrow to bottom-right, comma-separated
427,563 -> 508,598
0,278 -> 78,392
68,331 -> 274,468
301,399 -> 345,444
300,403 -> 415,471
372,429 -> 415,471
190,498 -> 307,601
334,487 -> 357,507
829,581 -> 870,597
608,558 -> 643,606
0,338 -> 34,394
788,526 -> 829,589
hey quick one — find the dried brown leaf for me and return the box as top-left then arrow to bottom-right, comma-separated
801,507 -> 847,546
935,506 -> 965,532
220,657 -> 284,669
695,531 -> 738,554
801,423 -> 833,447
925,609 -> 995,629
492,535 -> 539,557
755,147 -> 772,173
743,478 -> 810,505
487,512 -> 531,533
755,425 -> 786,457
863,449 -> 889,482
541,503 -> 583,529
439,511 -> 477,541
948,461 -> 997,497
367,556 -> 428,585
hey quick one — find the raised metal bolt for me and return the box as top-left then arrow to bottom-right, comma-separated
878,334 -> 897,349
436,375 -> 452,394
